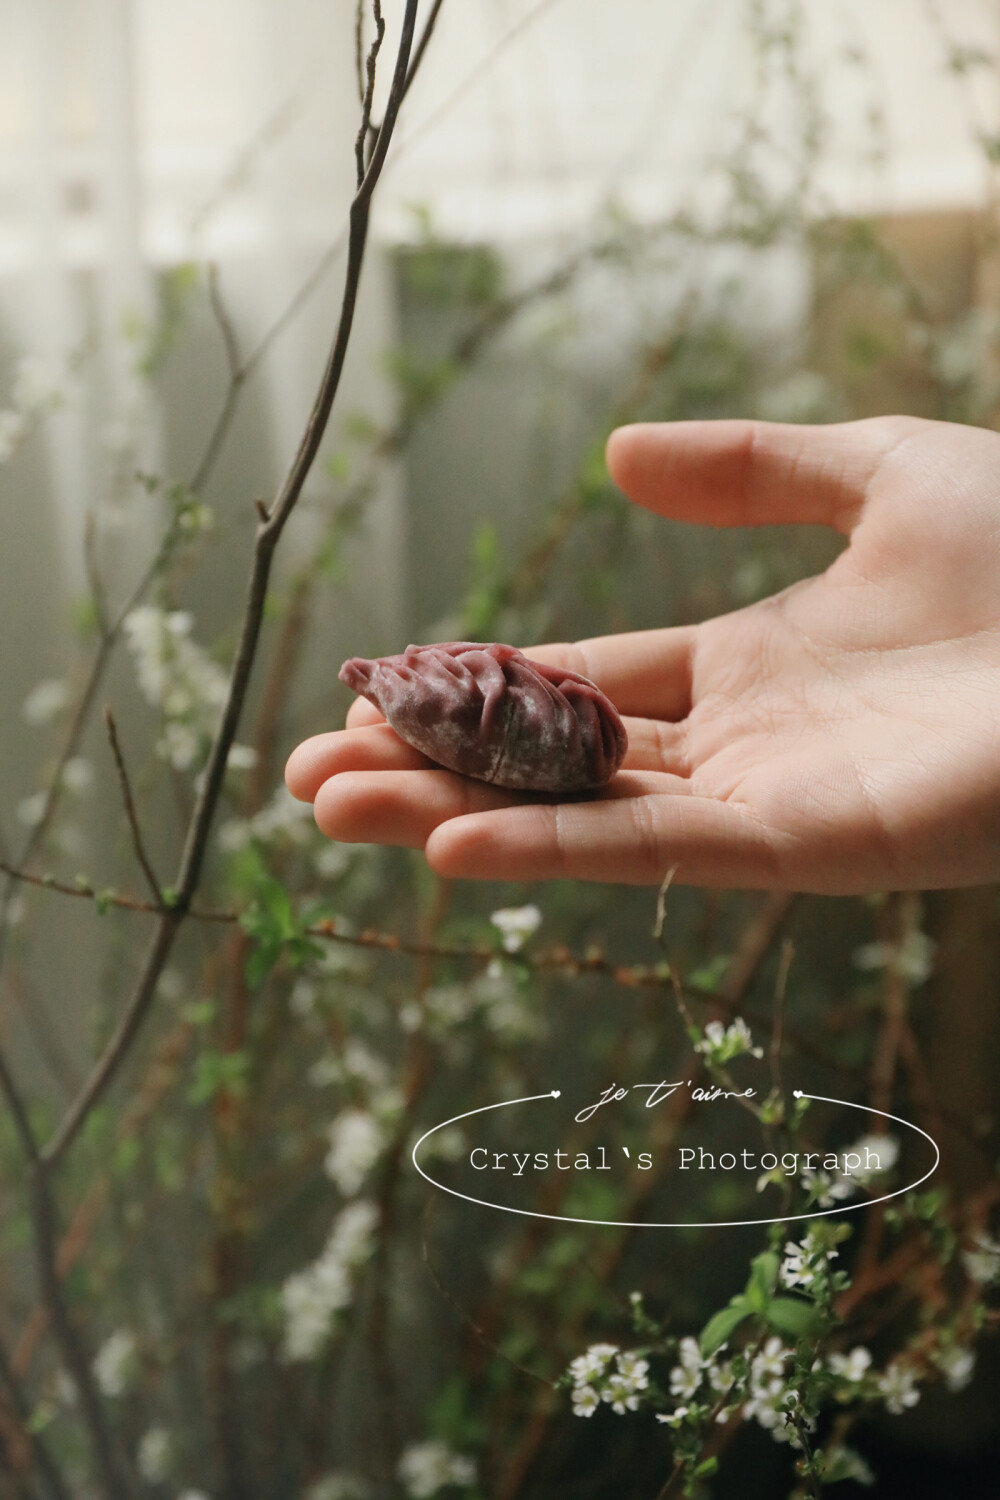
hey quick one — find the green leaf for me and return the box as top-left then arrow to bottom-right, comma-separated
746,1251 -> 779,1311
764,1297 -> 826,1339
188,1049 -> 250,1105
688,954 -> 730,993
700,1296 -> 752,1356
180,999 -> 216,1027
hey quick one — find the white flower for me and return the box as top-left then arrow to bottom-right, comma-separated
604,1374 -> 641,1413
961,1233 -> 1000,1286
177,1492 -> 212,1500
694,1016 -> 763,1062
616,1351 -> 649,1386
708,1358 -> 735,1394
16,792 -> 48,828
246,785 -> 312,844
22,679 -> 70,726
571,1385 -> 600,1417
934,1345 -> 975,1392
158,721 -> 201,771
280,1201 -> 378,1361
123,606 -> 228,770
676,1336 -> 703,1371
877,1361 -> 920,1414
93,1329 -> 137,1397
853,931 -> 935,984
840,1134 -> 899,1182
801,1168 -> 855,1208
329,1200 -> 379,1263
61,757 -> 93,794
751,1338 -> 788,1388
828,1347 -> 872,1383
137,1427 -> 172,1483
282,1262 -> 349,1362
743,1371 -> 802,1446
781,1230 -> 839,1289
743,1386 -> 783,1432
779,1242 -> 812,1289
656,1406 -> 689,1426
324,1110 -> 385,1196
668,1337 -> 705,1399
489,904 -> 542,952
568,1345 -> 616,1383
226,744 -> 258,770
397,1440 -> 476,1498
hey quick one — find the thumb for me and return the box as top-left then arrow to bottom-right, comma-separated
606,417 -> 914,536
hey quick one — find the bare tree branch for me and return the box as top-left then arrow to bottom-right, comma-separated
103,708 -> 163,907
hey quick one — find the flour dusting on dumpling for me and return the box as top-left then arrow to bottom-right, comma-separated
338,642 -> 627,793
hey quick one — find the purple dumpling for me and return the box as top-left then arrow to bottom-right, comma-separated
338,641 -> 628,793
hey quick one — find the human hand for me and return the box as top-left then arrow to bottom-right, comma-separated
285,416 -> 1000,892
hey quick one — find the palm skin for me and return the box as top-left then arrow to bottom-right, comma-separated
285,415 -> 1000,892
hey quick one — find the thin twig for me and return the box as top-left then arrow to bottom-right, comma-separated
103,708 -> 163,906
355,2 -> 385,186
401,0 -> 448,101
354,1 -> 366,104
421,1201 -> 551,1388
652,864 -> 678,944
206,263 -> 242,380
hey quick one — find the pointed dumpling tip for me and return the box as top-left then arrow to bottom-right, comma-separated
338,657 -> 373,691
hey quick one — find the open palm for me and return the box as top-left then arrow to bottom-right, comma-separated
285,416 -> 1000,892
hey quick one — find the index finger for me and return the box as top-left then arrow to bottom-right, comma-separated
522,627 -> 695,722
606,417 -> 913,535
